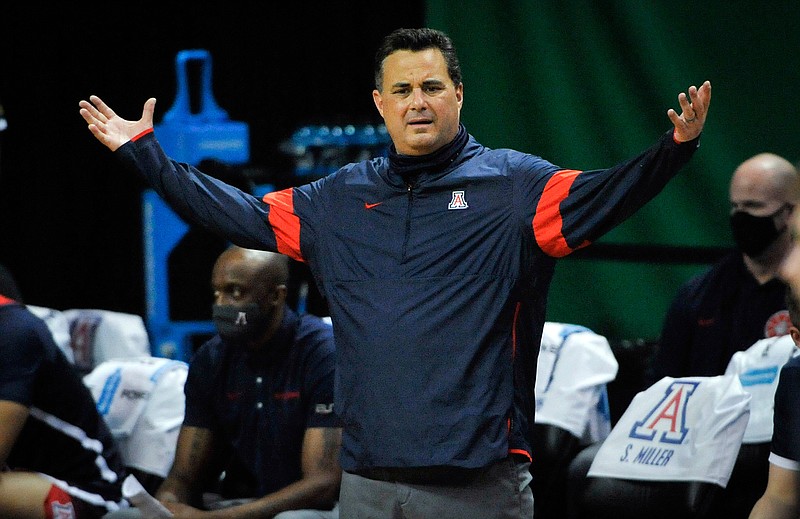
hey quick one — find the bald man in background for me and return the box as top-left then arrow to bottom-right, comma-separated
650,153 -> 800,382
106,247 -> 341,518
646,153 -> 800,519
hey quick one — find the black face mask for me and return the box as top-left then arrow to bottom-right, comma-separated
212,303 -> 272,344
729,205 -> 790,257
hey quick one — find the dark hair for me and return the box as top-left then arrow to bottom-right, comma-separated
374,27 -> 462,92
787,289 -> 800,328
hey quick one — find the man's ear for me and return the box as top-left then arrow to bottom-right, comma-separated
372,90 -> 384,117
273,284 -> 288,306
790,325 -> 800,348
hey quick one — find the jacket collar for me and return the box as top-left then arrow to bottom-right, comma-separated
383,125 -> 478,187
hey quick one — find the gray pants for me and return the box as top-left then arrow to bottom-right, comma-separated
103,502 -> 339,519
339,458 -> 533,519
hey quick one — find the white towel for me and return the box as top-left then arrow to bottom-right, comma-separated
725,334 -> 798,443
65,309 -> 151,371
588,375 -> 750,487
84,357 -> 188,478
27,305 -> 74,364
535,322 -> 618,444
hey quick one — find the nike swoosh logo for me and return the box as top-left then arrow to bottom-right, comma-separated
364,202 -> 383,209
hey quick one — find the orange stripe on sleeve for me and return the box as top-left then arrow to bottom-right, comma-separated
533,169 -> 590,257
262,189 -> 304,262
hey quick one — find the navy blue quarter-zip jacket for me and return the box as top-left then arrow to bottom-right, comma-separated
118,126 -> 698,472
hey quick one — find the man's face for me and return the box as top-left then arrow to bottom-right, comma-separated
372,48 -> 463,156
210,250 -> 282,348
728,162 -> 789,218
211,252 -> 271,311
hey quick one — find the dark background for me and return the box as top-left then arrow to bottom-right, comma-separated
430,1 -> 800,340
4,2 -> 800,343
0,2 -> 425,314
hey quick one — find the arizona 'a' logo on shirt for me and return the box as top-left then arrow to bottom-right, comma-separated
448,190 -> 468,210
629,379 -> 699,444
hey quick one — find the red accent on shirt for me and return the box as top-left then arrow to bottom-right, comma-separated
511,302 -> 520,359
44,484 -> 75,519
509,448 -> 533,462
273,391 -> 301,400
131,128 -> 154,142
262,189 -> 303,262
533,169 -> 591,257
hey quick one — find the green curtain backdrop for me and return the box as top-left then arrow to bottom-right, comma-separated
426,1 -> 800,341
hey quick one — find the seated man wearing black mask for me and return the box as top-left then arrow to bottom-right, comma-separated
106,247 -> 341,519
649,153 -> 799,383
645,153 -> 799,519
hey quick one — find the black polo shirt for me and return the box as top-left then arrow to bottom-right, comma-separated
183,308 -> 337,497
651,251 -> 789,383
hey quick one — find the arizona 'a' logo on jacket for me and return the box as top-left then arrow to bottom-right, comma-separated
448,190 -> 468,210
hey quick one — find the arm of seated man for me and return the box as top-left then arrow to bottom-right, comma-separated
156,425 -> 218,508
227,426 -> 341,518
163,426 -> 342,518
0,400 -> 55,516
748,463 -> 798,519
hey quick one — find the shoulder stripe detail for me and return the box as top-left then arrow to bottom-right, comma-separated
262,189 -> 303,262
0,295 -> 14,305
131,128 -> 154,142
533,169 -> 590,257
29,407 -> 119,483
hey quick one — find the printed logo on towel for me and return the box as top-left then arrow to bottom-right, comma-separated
69,313 -> 103,373
120,388 -> 148,401
738,366 -> 780,387
617,380 -> 700,468
448,190 -> 468,210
